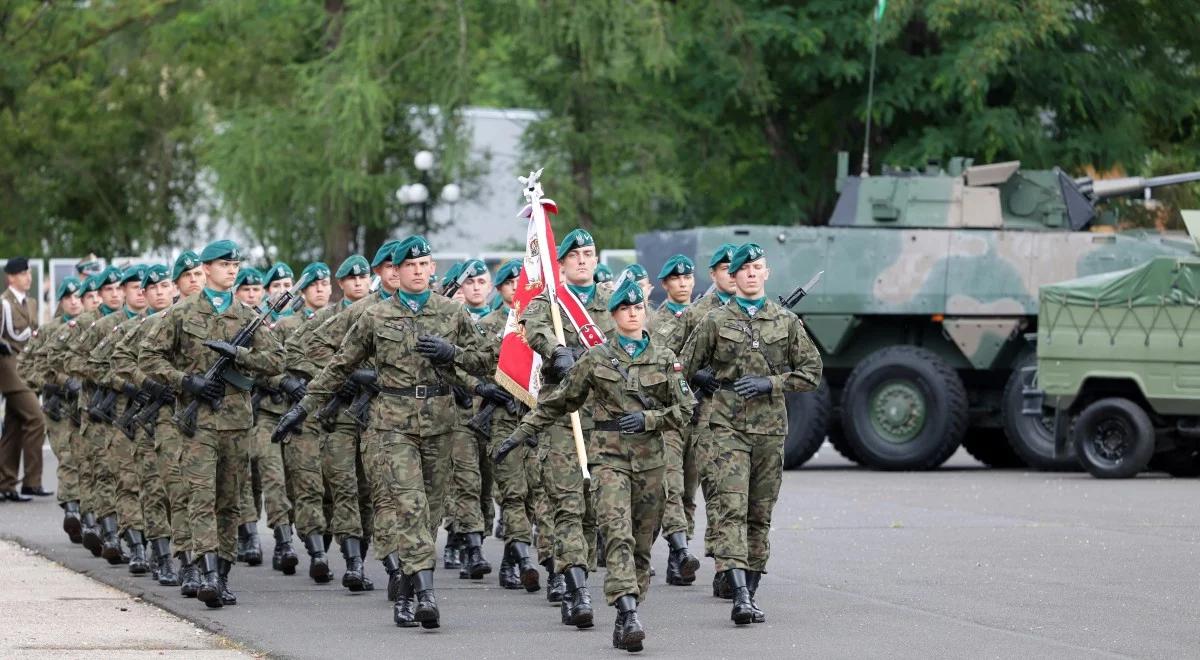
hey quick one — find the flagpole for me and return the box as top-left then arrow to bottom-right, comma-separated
861,0 -> 885,176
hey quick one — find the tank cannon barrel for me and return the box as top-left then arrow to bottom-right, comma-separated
1078,171 -> 1200,200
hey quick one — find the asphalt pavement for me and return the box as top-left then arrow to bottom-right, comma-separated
2,443 -> 1197,659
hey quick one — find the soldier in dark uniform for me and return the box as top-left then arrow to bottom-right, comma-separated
0,257 -> 46,501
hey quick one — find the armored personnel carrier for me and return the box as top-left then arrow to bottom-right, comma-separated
636,153 -> 1200,470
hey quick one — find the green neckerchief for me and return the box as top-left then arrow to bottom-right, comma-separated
98,303 -> 117,316
467,306 -> 490,319
566,283 -> 596,304
61,313 -> 75,322
202,287 -> 233,315
301,306 -> 317,319
395,289 -> 431,312
379,289 -> 394,300
617,332 -> 649,359
714,290 -> 732,305
122,305 -> 141,319
341,298 -> 354,309
665,300 -> 689,315
734,296 -> 766,317
147,307 -> 159,316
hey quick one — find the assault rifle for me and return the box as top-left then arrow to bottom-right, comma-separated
777,270 -> 824,310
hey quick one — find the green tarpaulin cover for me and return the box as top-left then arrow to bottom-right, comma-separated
1040,256 -> 1200,308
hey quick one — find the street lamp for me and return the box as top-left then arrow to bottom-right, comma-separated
395,150 -> 460,232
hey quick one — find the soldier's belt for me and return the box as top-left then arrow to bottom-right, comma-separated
378,384 -> 450,399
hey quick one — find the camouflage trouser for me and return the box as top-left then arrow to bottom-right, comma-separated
46,418 -> 78,504
242,413 -> 291,528
181,428 -> 248,561
92,425 -> 120,520
371,430 -> 449,572
112,424 -> 144,534
154,412 -> 191,551
360,427 -> 395,561
708,426 -> 782,573
284,420 -> 326,537
540,421 -> 596,570
137,428 -> 171,540
73,405 -> 98,514
691,401 -> 719,556
593,463 -> 664,606
443,420 -> 485,535
526,444 -> 554,564
322,422 -> 371,541
488,414 -> 534,545
477,429 -> 495,533
660,427 -> 699,538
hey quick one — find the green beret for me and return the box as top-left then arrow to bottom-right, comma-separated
709,243 -> 738,269
461,259 -> 488,279
97,266 -> 123,287
172,251 -> 201,281
393,235 -> 433,263
81,275 -> 101,293
728,243 -> 766,274
594,263 -> 613,284
440,262 -> 464,287
622,264 -> 649,282
556,229 -> 594,261
75,259 -> 103,276
199,239 -> 243,263
141,264 -> 170,288
120,264 -> 148,286
335,255 -> 370,279
371,240 -> 401,268
235,267 -> 264,289
265,263 -> 293,286
299,262 -> 331,288
56,277 -> 82,301
493,259 -> 522,286
608,277 -> 646,312
657,254 -> 695,280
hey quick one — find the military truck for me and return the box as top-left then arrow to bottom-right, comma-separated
636,153 -> 1200,471
1024,212 -> 1200,478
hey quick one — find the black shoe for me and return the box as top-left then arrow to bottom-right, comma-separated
727,569 -> 754,625
239,523 -> 262,566
613,610 -> 626,649
508,541 -> 541,593
2,489 -> 31,501
546,564 -> 566,603
179,553 -> 200,597
442,533 -> 462,570
393,571 -> 417,627
21,486 -> 53,497
665,532 -> 699,586
712,570 -> 733,599
746,570 -> 766,623
494,518 -> 506,540
274,524 -> 298,575
125,530 -> 150,575
411,569 -> 440,629
463,533 -> 492,580
197,553 -> 222,608
236,524 -> 248,562
498,556 -> 520,589
62,502 -> 83,543
341,537 -> 365,592
305,532 -> 331,583
217,558 -> 237,606
81,512 -> 102,556
615,595 -> 645,652
154,539 -> 180,586
562,566 -> 594,629
383,553 -> 402,602
100,516 -> 123,565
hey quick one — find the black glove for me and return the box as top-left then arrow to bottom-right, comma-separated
618,412 -> 646,434
691,367 -> 719,395
733,375 -> 772,399
203,340 -> 239,360
133,387 -> 153,407
415,335 -> 455,365
452,385 -> 473,408
64,377 -> 82,400
122,382 -> 138,398
0,340 -> 12,356
475,383 -> 514,407
41,383 -> 60,399
280,375 -> 308,402
494,433 -> 537,465
549,346 -> 576,380
569,345 -> 587,361
182,374 -> 223,401
272,404 -> 308,444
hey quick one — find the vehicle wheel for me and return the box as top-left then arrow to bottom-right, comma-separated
1001,352 -> 1078,470
827,417 -> 863,465
840,346 -> 967,470
1071,397 -> 1155,479
961,428 -> 1026,468
783,382 -> 831,469
1148,447 -> 1200,477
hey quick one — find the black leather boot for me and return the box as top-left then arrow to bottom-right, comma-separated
615,594 -> 645,652
62,501 -> 83,544
728,569 -> 754,625
100,516 -> 123,564
462,532 -> 492,580
498,544 -> 519,589
125,529 -> 150,575
154,538 -> 179,586
239,523 -> 262,566
442,533 -> 462,570
561,565 -> 594,629
274,524 -> 298,575
359,538 -> 374,591
341,537 -> 365,591
665,531 -> 699,586
392,571 -> 417,627
712,570 -> 733,599
82,512 -> 102,556
149,538 -> 161,581
383,553 -> 402,601
544,558 -> 565,603
304,532 -> 331,583
494,517 -> 505,540
179,552 -> 200,597
236,524 -> 248,562
411,569 -> 440,629
217,558 -> 237,606
197,553 -> 222,607
746,570 -> 766,623
508,541 -> 540,592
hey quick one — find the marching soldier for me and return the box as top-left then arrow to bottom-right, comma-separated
496,277 -> 693,653
0,257 -> 46,502
519,228 -> 615,629
275,235 -> 494,629
619,264 -> 653,302
233,268 -> 265,308
141,240 -> 285,609
678,243 -> 822,625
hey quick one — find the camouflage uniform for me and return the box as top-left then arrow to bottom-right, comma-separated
259,311 -> 312,536
45,310 -> 95,547
652,300 -> 699,542
22,316 -> 76,508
